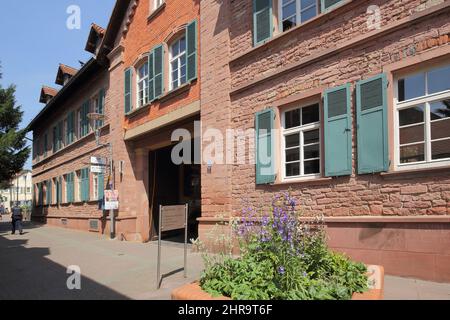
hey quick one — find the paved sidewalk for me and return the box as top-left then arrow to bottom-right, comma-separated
1,216 -> 449,300
0,217 -> 204,300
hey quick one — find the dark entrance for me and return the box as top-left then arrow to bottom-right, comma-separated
149,141 -> 201,242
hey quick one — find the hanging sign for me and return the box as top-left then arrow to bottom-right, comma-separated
104,190 -> 119,210
91,156 -> 107,173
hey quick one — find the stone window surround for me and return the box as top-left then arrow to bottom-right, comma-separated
280,100 -> 322,182
392,59 -> 450,172
269,47 -> 450,186
126,25 -> 194,119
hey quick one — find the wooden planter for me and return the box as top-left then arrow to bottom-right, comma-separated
172,265 -> 384,301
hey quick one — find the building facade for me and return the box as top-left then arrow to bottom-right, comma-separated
200,0 -> 450,282
29,0 -> 450,282
0,170 -> 33,211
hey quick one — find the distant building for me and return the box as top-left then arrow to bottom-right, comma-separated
0,170 -> 33,211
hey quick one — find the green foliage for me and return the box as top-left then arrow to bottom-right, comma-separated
197,192 -> 369,300
0,83 -> 30,186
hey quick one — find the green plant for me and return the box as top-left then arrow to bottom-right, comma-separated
196,192 -> 369,300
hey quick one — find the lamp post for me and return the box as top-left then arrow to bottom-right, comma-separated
87,113 -> 115,239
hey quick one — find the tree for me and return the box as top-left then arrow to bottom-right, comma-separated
0,64 -> 30,189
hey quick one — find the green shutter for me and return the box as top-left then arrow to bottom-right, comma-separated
253,0 -> 273,46
153,45 -> 164,98
84,101 -> 90,136
324,83 -> 352,177
98,89 -> 105,127
255,108 -> 276,185
321,0 -> 344,12
70,111 -> 75,143
53,127 -> 57,153
186,19 -> 198,82
356,73 -> 389,174
148,51 -> 155,102
58,121 -> 63,150
98,173 -> 104,201
38,183 -> 43,206
58,177 -> 62,204
44,133 -> 48,158
81,168 -> 90,202
66,173 -> 74,203
46,180 -> 52,206
124,68 -> 132,114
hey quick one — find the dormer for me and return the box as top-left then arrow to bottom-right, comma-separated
56,64 -> 78,86
39,86 -> 59,104
85,23 -> 105,55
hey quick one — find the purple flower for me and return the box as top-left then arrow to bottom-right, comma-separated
278,266 -> 286,275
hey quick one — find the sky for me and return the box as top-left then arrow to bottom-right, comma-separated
0,0 -> 116,170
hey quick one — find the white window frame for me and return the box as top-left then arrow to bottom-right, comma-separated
76,171 -> 82,203
152,0 -> 164,11
281,102 -> 322,181
278,0 -> 319,33
92,174 -> 99,201
77,109 -> 83,139
136,61 -> 149,109
169,36 -> 187,91
394,63 -> 450,171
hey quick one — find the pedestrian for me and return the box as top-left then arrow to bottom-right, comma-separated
11,203 -> 23,235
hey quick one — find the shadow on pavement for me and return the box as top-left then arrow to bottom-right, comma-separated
0,219 -> 129,300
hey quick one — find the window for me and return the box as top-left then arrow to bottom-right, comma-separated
78,109 -> 83,138
395,64 -> 450,169
43,133 -> 48,158
282,103 -> 321,179
35,138 -> 40,162
137,62 -> 149,108
52,126 -> 58,153
77,171 -> 82,202
93,90 -> 105,129
152,0 -> 164,10
169,37 -> 187,90
92,174 -> 99,201
279,0 -> 319,32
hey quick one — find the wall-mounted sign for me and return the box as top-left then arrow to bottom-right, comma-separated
91,156 -> 107,174
104,190 -> 119,210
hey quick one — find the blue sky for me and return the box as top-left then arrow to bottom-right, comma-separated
0,0 -> 116,169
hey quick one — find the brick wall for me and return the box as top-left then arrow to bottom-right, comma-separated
119,0 -> 201,130
200,0 -> 450,281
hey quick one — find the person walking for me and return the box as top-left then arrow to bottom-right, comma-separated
11,203 -> 23,235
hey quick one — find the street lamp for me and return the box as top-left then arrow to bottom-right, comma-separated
87,113 -> 115,239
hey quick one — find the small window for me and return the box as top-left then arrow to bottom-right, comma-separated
169,37 -> 187,90
282,103 -> 321,179
92,174 -> 99,201
137,61 -> 149,108
153,0 -> 164,11
280,0 -> 319,33
76,171 -> 82,202
396,63 -> 450,168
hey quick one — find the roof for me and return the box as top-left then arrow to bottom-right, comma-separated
39,86 -> 59,104
28,0 -> 132,131
85,23 -> 106,54
55,64 -> 79,85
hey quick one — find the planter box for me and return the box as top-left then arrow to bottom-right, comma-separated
172,265 -> 384,301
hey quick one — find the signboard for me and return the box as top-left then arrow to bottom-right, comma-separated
104,190 -> 119,210
157,204 -> 188,289
91,156 -> 107,174
160,205 -> 187,232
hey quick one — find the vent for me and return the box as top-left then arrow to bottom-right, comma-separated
89,219 -> 99,232
61,218 -> 68,226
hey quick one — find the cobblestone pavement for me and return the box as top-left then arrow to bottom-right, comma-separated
1,216 -> 449,300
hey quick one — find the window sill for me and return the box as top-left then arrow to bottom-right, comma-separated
230,0 -> 353,63
125,104 -> 150,119
147,2 -> 166,23
159,82 -> 192,103
125,82 -> 193,119
271,177 -> 333,186
381,166 -> 450,179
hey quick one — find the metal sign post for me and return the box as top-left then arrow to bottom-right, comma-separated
157,204 -> 189,289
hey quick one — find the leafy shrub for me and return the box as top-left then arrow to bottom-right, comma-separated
197,192 -> 369,300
